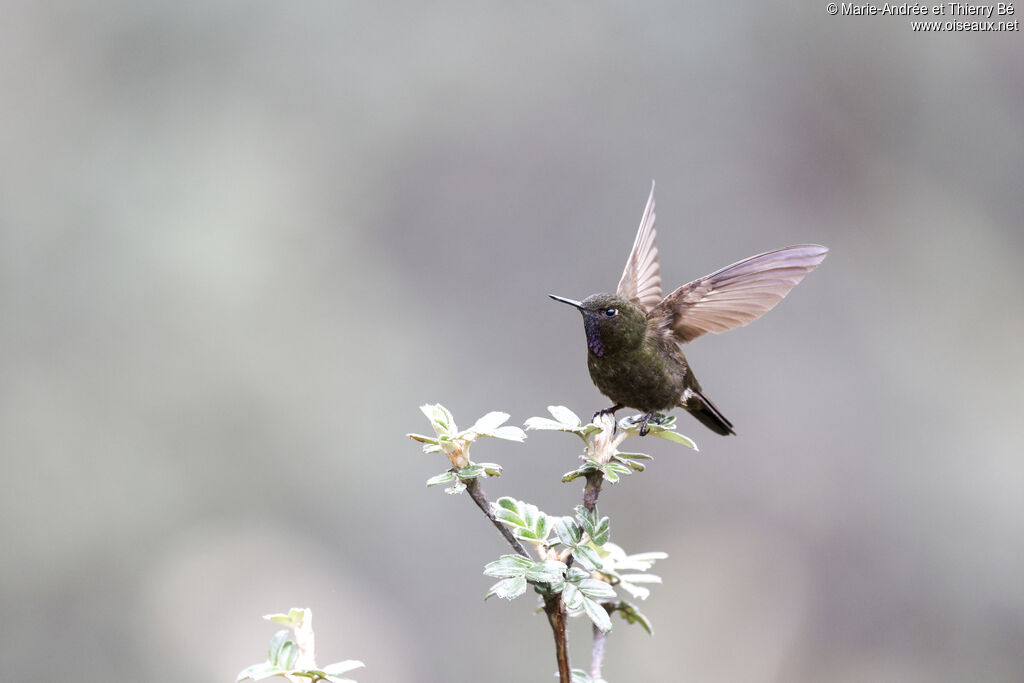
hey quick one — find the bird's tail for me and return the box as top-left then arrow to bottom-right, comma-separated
683,388 -> 736,436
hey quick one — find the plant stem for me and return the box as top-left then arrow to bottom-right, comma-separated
583,471 -> 604,511
544,594 -> 571,683
464,477 -> 530,558
582,471 -> 607,680
590,620 -> 608,680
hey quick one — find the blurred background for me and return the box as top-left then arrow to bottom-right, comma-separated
2,3 -> 1023,681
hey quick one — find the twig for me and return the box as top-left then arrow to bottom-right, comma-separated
464,477 -> 572,683
464,478 -> 530,558
583,447 -> 608,680
583,471 -> 604,511
545,594 -> 571,683
590,620 -> 608,681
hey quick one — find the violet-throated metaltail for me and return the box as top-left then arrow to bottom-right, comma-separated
550,182 -> 827,436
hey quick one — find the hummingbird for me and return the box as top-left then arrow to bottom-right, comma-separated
550,182 -> 827,436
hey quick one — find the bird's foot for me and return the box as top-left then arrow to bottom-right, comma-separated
638,412 -> 656,437
592,404 -> 623,423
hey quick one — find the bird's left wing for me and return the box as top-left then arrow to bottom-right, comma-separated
615,182 -> 662,313
653,244 -> 828,344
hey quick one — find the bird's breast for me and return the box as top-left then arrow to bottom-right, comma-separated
586,340 -> 690,412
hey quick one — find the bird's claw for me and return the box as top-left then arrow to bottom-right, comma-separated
592,404 -> 623,423
638,412 -> 655,436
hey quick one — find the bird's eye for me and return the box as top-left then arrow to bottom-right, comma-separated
604,308 -> 617,317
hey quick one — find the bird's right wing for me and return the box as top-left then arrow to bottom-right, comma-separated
653,244 -> 828,344
615,182 -> 663,313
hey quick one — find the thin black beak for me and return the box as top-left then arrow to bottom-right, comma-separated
549,294 -> 584,310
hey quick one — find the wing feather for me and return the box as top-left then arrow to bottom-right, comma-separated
653,244 -> 828,343
615,182 -> 662,312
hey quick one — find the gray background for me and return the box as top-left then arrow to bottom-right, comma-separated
3,3 -> 1023,682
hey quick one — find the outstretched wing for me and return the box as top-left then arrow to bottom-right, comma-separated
615,181 -> 662,313
652,244 -> 828,344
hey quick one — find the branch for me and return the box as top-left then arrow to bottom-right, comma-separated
583,440 -> 607,680
466,477 -> 570,681
465,478 -> 571,682
464,478 -> 531,558
415,406 -> 594,682
544,594 -> 571,683
583,471 -> 603,511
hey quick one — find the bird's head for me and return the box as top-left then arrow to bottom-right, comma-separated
549,293 -> 646,357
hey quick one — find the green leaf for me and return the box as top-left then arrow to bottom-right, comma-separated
617,572 -> 661,601
425,471 -> 456,487
617,580 -> 651,600
493,507 -> 526,529
492,425 -> 527,441
571,545 -> 601,571
575,505 -> 610,546
479,462 -> 503,477
445,480 -> 467,494
533,513 -> 552,541
521,502 -> 538,527
264,608 -> 308,627
548,405 -> 581,427
486,575 -> 528,600
575,505 -> 596,529
436,404 -> 455,430
649,429 -> 698,450
523,416 -> 566,431
579,578 -> 617,601
616,456 -> 647,472
455,464 -> 485,480
616,451 -> 653,461
237,663 -> 281,681
282,642 -> 299,670
620,551 -> 668,569
604,461 -> 631,476
494,498 -> 549,538
581,595 -> 613,632
613,600 -> 654,635
237,662 -> 288,681
562,583 -> 584,612
267,630 -> 291,666
420,403 -> 456,434
407,432 -> 439,445
495,496 -> 519,512
322,660 -> 366,676
466,411 -> 510,435
268,632 -> 298,669
554,517 -> 581,546
619,573 -> 663,584
545,572 -> 566,594
483,554 -> 533,578
561,469 -> 585,482
566,566 -> 590,583
524,559 -> 567,583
